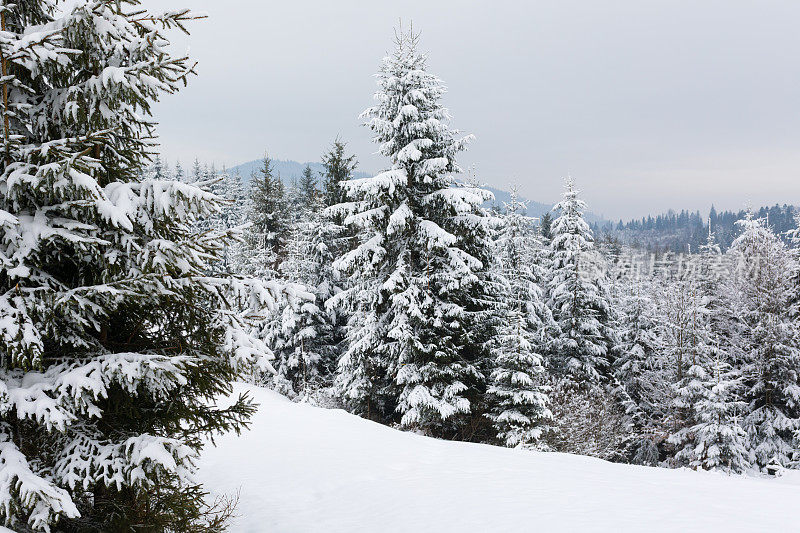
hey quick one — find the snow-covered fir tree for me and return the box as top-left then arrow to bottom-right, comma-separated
321,140 -> 357,212
611,272 -> 666,436
485,189 -> 554,448
727,212 -> 800,470
297,164 -> 318,209
244,155 -> 289,278
199,166 -> 248,274
688,359 -> 750,473
668,357 -> 711,466
0,2 -> 300,530
659,261 -> 721,461
149,153 -> 165,180
787,211 -> 800,322
547,177 -> 617,385
190,158 -> 203,183
267,167 -> 338,397
539,211 -> 553,244
696,225 -> 743,366
330,29 -> 494,438
174,160 -> 186,182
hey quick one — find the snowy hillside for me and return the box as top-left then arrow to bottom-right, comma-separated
199,384 -> 800,533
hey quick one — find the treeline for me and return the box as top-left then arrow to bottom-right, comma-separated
176,30 -> 800,476
595,204 -> 798,253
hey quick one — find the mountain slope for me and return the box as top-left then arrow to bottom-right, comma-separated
229,159 -> 370,184
199,383 -> 800,533
228,158 -> 603,222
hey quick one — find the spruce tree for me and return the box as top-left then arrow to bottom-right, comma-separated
690,359 -> 750,473
213,168 -> 247,273
727,213 -> 800,469
669,359 -> 711,467
321,139 -> 357,212
153,154 -> 165,179
539,211 -> 553,243
269,169 -> 338,398
330,30 -> 493,437
787,212 -> 800,322
547,177 -> 617,386
0,2 -> 291,530
661,265 -> 722,467
485,189 -> 554,448
612,274 -> 664,429
298,164 -> 318,209
191,158 -> 203,183
174,160 -> 186,183
245,155 -> 289,278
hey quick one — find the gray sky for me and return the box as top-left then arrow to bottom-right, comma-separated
147,0 -> 800,220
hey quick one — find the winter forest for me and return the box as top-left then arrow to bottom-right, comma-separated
1,1 -> 799,532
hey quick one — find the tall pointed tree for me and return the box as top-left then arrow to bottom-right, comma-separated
539,211 -> 554,243
689,359 -> 750,473
612,273 -> 664,429
269,166 -> 338,397
174,160 -> 186,182
245,154 -> 289,278
321,139 -> 357,212
485,189 -> 554,448
727,213 -> 800,470
298,164 -> 318,209
547,177 -> 617,386
787,211 -> 800,322
191,158 -> 203,183
0,2 -> 301,530
330,29 -> 493,437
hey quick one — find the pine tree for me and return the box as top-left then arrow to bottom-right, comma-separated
0,3 -> 294,530
661,262 -> 722,467
612,273 -> 664,429
321,139 -> 357,212
150,153 -> 165,180
174,160 -> 186,182
191,158 -> 203,183
690,359 -> 750,473
244,155 -> 289,278
298,164 -> 318,209
211,168 -> 247,273
668,358 -> 711,467
485,189 -> 554,448
268,168 -> 338,398
787,211 -> 800,322
697,225 -> 738,347
330,29 -> 493,437
539,211 -> 553,243
547,177 -> 617,386
727,213 -> 800,470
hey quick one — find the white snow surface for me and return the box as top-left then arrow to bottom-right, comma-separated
199,383 -> 800,532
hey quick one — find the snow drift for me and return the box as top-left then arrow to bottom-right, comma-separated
199,383 -> 800,532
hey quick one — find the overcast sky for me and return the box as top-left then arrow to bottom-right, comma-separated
145,0 -> 800,220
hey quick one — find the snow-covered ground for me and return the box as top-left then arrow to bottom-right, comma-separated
199,383 -> 800,532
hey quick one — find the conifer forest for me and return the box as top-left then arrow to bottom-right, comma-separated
0,1 -> 798,531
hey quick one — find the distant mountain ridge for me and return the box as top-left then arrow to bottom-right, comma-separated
229,159 -> 371,184
229,158 -> 609,224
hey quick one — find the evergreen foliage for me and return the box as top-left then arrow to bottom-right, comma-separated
547,178 -> 618,386
329,30 -> 493,438
0,2 -> 300,530
245,155 -> 289,278
727,213 -> 800,469
485,189 -> 554,448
